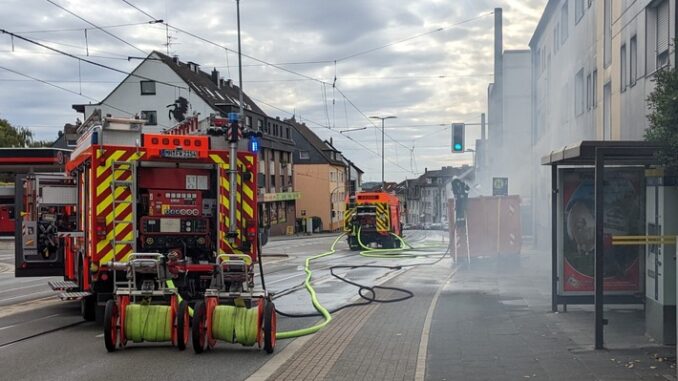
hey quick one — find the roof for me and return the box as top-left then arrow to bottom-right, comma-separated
541,140 -> 663,166
529,0 -> 560,48
73,51 -> 267,117
152,51 -> 266,115
286,117 -> 345,166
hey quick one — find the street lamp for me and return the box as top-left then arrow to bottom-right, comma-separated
369,115 -> 397,191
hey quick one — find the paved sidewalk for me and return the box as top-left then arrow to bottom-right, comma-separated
251,249 -> 676,381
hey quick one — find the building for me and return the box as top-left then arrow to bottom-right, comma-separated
530,0 -> 678,346
395,179 -> 421,226
287,118 -> 348,231
529,0 -> 599,249
72,51 -> 297,236
345,158 -> 363,195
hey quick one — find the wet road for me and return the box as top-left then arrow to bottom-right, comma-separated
0,230 -> 449,381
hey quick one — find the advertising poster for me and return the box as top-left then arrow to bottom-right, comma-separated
559,168 -> 644,295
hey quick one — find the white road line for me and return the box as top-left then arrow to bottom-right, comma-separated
414,267 -> 457,381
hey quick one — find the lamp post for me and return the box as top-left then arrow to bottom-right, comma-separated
369,115 -> 397,191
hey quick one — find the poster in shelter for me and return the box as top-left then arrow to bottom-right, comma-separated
559,168 -> 644,294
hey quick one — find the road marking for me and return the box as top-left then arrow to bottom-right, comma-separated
95,333 -> 104,338
414,266 -> 457,381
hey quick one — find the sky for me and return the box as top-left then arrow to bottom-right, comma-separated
0,0 -> 546,183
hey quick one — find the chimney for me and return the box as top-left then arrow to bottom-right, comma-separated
219,78 -> 225,88
425,168 -> 428,174
330,137 -> 333,146
226,79 -> 233,88
211,68 -> 220,87
172,55 -> 179,64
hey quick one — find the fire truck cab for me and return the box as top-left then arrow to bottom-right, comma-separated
15,113 -> 260,321
344,191 -> 402,250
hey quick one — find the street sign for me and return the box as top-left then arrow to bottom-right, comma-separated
492,177 -> 508,196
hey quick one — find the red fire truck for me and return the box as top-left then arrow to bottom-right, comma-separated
344,192 -> 403,249
15,115 -> 263,322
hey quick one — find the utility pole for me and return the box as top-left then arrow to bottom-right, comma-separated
229,0 -> 244,236
369,115 -> 397,191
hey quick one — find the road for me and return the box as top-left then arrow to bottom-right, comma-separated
0,230 -> 449,381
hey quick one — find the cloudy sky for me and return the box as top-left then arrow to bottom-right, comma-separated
0,0 -> 545,182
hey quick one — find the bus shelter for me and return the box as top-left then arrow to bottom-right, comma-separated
542,140 -> 661,349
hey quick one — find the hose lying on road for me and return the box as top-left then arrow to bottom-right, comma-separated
274,231 -> 450,338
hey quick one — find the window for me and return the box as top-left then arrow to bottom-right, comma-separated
553,26 -> 559,53
575,0 -> 585,24
656,0 -> 670,69
575,69 -> 584,115
592,69 -> 598,108
299,151 -> 310,160
140,80 -> 156,95
330,171 -> 336,181
561,2 -> 569,43
620,44 -> 627,92
603,82 -> 611,139
285,127 -> 290,139
630,35 -> 637,86
245,116 -> 252,128
586,73 -> 592,110
257,119 -> 263,130
140,110 -> 157,125
270,174 -> 276,187
604,0 -> 611,67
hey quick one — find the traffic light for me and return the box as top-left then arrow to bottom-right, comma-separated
452,123 -> 465,152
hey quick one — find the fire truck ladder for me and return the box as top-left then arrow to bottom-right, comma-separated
454,217 -> 471,264
110,161 -> 137,256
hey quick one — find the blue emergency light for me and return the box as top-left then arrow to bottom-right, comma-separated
249,136 -> 259,153
227,112 -> 239,123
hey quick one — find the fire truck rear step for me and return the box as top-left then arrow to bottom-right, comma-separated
58,291 -> 92,301
48,280 -> 78,291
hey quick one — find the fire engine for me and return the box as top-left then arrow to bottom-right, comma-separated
14,113 -> 270,337
344,191 -> 403,250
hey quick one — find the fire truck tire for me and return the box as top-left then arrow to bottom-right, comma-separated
263,299 -> 276,354
176,301 -> 189,351
104,299 -> 118,352
192,301 -> 207,353
81,295 -> 96,322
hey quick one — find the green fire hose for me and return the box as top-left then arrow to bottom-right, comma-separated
124,304 -> 173,343
274,234 -> 346,339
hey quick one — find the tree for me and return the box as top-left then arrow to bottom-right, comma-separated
0,118 -> 52,147
645,67 -> 678,167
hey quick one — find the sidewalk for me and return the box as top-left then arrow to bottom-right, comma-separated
250,250 -> 676,381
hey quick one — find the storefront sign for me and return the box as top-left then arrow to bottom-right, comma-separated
262,192 -> 301,202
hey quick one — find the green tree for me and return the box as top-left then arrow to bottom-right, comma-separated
645,67 -> 678,167
0,118 -> 52,147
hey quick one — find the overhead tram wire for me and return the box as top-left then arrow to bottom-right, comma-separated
0,65 -> 174,130
249,96 -> 415,175
334,11 -> 494,62
0,30 -> 187,91
45,0 -> 149,55
15,21 -> 162,34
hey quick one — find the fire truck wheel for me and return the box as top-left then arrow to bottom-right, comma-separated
192,301 -> 207,353
176,301 -> 189,351
81,294 -> 96,322
104,299 -> 118,352
263,299 -> 276,354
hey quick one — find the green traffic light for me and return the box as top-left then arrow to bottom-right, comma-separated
453,143 -> 462,151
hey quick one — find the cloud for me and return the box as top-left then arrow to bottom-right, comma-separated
0,0 -> 546,181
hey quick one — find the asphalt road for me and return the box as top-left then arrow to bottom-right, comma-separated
0,230 -> 449,381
